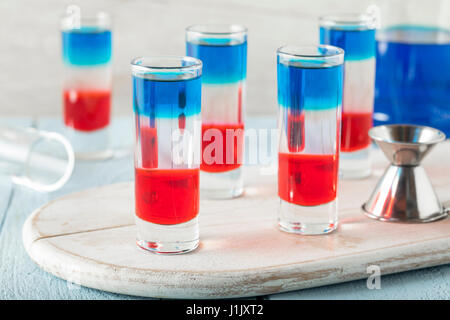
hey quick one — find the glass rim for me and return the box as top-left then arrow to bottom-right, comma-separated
319,13 -> 376,30
277,45 -> 344,59
131,55 -> 203,71
61,6 -> 111,29
186,24 -> 247,35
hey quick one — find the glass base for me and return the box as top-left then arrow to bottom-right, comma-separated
135,216 -> 199,254
339,147 -> 371,179
278,199 -> 338,235
65,126 -> 113,161
200,167 -> 244,199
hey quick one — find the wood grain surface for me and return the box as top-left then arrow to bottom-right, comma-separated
22,143 -> 450,299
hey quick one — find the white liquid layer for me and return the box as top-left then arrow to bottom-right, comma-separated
343,58 -> 375,113
202,82 -> 245,124
278,107 -> 339,155
135,115 -> 201,170
63,64 -> 112,90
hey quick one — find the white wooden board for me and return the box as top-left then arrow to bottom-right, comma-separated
22,144 -> 450,299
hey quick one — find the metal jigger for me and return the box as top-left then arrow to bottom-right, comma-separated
363,124 -> 448,223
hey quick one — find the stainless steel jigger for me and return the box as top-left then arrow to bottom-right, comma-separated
363,124 -> 448,223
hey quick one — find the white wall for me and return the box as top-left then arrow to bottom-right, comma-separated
0,0 -> 376,117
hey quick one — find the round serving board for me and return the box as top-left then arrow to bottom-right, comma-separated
23,145 -> 450,299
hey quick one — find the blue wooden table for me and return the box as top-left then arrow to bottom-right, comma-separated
0,117 -> 449,300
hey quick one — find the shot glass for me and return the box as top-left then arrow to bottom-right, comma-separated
0,126 -> 74,192
186,24 -> 247,199
131,56 -> 202,254
61,5 -> 112,160
320,14 -> 376,179
277,45 -> 344,235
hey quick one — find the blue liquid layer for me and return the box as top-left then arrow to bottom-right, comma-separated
320,27 -> 375,61
277,62 -> 343,111
374,25 -> 450,136
186,41 -> 247,84
133,76 -> 201,119
62,27 -> 112,66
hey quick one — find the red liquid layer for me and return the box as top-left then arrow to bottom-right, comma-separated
135,168 -> 199,225
201,123 -> 244,173
341,112 -> 372,152
139,126 -> 158,169
63,89 -> 111,132
278,153 -> 338,206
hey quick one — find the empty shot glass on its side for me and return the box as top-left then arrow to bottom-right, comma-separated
0,126 -> 74,192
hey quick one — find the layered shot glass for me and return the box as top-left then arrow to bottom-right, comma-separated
320,14 -> 376,178
186,25 -> 247,199
131,56 -> 202,254
61,6 -> 112,159
277,45 -> 344,235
